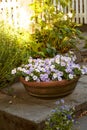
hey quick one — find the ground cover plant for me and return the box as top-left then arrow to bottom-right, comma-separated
44,99 -> 75,130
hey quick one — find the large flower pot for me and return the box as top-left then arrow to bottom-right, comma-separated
20,77 -> 80,98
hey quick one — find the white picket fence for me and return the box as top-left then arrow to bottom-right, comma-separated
0,0 -> 20,26
67,0 -> 87,24
0,0 -> 87,28
53,0 -> 87,24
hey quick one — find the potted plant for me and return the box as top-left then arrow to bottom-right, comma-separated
11,0 -> 87,97
11,51 -> 87,97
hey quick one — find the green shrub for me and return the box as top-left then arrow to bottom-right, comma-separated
29,0 -> 81,58
0,22 -> 31,88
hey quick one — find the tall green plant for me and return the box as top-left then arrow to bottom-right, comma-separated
29,0 -> 81,57
0,22 -> 31,88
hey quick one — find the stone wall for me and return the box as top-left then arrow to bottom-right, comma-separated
0,110 -> 39,130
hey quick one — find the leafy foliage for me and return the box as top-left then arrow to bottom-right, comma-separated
29,0 -> 81,57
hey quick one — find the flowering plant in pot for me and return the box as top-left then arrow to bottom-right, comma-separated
11,51 -> 87,97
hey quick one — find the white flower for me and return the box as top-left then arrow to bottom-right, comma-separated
45,66 -> 49,70
24,65 -> 29,68
11,68 -> 16,74
35,69 -> 40,72
61,56 -> 65,61
64,57 -> 71,62
25,76 -> 29,81
28,57 -> 33,63
30,73 -> 34,77
69,74 -> 74,79
41,67 -> 46,72
50,65 -> 55,69
55,58 -> 60,64
33,75 -> 38,81
17,67 -> 22,71
65,68 -> 72,73
34,64 -> 38,69
61,62 -> 66,66
37,66 -> 42,71
22,68 -> 27,73
39,63 -> 44,67
53,73 -> 57,79
58,76 -> 62,81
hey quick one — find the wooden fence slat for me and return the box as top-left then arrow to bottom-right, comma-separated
84,0 -> 87,23
64,0 -> 87,24
80,0 -> 83,23
76,0 -> 79,23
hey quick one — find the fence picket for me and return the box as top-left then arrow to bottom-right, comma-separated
80,0 -> 82,23
84,0 -> 87,23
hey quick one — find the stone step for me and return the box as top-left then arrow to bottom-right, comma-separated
0,75 -> 87,130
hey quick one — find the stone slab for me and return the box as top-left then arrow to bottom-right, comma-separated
73,115 -> 87,130
0,75 -> 87,130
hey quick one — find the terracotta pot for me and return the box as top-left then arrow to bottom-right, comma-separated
20,77 -> 80,98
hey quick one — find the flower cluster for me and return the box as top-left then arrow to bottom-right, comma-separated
11,51 -> 87,82
44,99 -> 75,130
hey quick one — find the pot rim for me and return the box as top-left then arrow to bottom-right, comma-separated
20,76 -> 80,88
